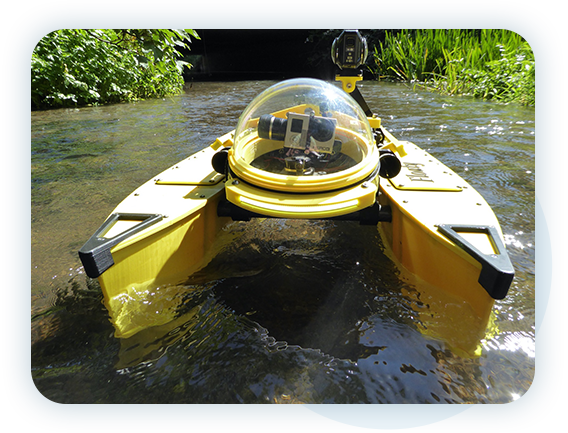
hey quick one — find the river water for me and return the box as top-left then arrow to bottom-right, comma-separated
31,81 -> 535,405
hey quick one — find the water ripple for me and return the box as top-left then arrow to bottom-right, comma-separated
32,81 -> 534,404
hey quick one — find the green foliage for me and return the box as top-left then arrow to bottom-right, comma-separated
31,29 -> 199,109
370,29 -> 534,105
454,43 -> 535,105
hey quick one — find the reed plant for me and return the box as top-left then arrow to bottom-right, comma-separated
370,29 -> 534,105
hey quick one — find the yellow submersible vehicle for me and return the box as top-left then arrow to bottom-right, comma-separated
79,31 -> 514,355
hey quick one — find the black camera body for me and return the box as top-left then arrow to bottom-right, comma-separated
331,30 -> 368,70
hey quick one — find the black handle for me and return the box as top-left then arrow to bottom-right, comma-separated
437,224 -> 515,299
79,213 -> 163,278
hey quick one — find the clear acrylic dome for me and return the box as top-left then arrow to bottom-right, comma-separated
229,78 -> 378,193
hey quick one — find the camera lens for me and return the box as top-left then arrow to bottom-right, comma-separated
258,114 -> 287,141
309,117 -> 335,142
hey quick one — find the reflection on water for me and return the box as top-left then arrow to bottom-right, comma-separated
31,81 -> 535,404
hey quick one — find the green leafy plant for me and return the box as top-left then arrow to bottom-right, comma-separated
31,29 -> 199,109
458,43 -> 535,105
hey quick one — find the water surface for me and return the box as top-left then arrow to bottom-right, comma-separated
31,81 -> 535,404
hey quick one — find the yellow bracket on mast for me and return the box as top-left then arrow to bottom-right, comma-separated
335,74 -> 363,94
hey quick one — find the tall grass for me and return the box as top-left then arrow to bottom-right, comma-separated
371,29 -> 534,105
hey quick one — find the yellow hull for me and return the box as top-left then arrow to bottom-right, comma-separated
80,126 -> 512,352
80,135 -> 234,338
376,130 -> 512,355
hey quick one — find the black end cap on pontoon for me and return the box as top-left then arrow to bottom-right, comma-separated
79,246 -> 114,278
478,262 -> 515,300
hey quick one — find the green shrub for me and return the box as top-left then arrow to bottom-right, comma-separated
31,29 -> 198,109
458,43 -> 535,105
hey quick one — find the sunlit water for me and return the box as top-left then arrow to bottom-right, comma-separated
31,81 -> 535,404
